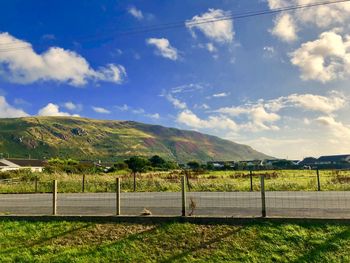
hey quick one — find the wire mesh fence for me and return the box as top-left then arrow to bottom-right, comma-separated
0,169 -> 349,218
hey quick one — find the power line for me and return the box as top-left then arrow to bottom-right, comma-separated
0,0 -> 349,52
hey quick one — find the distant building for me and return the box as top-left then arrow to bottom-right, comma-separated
0,159 -> 45,172
207,161 -> 235,169
299,155 -> 350,169
315,155 -> 350,165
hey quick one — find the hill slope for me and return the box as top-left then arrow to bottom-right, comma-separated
0,117 -> 271,162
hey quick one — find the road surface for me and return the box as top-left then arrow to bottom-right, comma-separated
0,191 -> 349,218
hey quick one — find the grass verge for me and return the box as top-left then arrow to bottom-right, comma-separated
0,219 -> 349,262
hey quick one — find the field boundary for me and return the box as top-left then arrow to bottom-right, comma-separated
1,215 -> 350,224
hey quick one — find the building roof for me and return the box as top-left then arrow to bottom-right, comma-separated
317,155 -> 350,163
5,159 -> 46,167
0,161 -> 7,167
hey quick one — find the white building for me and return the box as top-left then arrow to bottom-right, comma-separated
0,159 -> 45,172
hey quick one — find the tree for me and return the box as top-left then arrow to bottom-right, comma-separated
187,161 -> 200,171
149,155 -> 166,168
125,156 -> 150,191
113,161 -> 128,171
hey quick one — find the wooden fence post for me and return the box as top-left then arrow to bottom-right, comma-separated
260,175 -> 266,217
52,180 -> 57,215
82,174 -> 85,193
316,169 -> 321,191
34,177 -> 38,193
182,175 -> 187,216
133,172 -> 136,192
116,178 -> 121,216
250,170 -> 253,192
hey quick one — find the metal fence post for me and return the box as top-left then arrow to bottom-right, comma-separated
82,174 -> 85,193
316,169 -> 321,191
116,178 -> 121,216
181,175 -> 187,216
250,170 -> 253,192
260,175 -> 266,217
52,180 -> 57,215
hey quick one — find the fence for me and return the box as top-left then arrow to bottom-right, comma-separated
0,169 -> 350,218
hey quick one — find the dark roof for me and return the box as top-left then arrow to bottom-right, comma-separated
317,155 -> 350,162
6,159 -> 46,167
298,157 -> 317,165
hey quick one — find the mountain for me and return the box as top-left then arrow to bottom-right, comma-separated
0,117 -> 271,163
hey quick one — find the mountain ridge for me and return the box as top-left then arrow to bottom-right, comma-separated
0,116 -> 271,162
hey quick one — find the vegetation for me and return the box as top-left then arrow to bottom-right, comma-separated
0,220 -> 349,262
0,116 -> 269,163
1,169 -> 350,193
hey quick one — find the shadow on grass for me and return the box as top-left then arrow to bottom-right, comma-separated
47,223 -> 160,262
0,222 -> 92,255
291,226 -> 350,263
159,226 -> 244,263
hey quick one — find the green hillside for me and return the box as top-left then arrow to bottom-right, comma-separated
0,117 -> 270,162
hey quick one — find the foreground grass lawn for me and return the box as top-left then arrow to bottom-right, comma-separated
0,220 -> 349,262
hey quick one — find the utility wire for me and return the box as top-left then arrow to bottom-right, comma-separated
0,0 -> 349,52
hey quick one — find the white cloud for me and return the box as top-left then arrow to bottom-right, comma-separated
316,115 -> 350,139
206,43 -> 217,53
146,38 -> 179,60
212,92 -> 229,98
92,106 -> 110,114
214,91 -> 346,132
146,113 -> 160,119
216,105 -> 281,132
194,103 -> 210,110
271,13 -> 298,42
165,94 -> 187,109
115,104 -> 129,112
177,110 -> 238,131
268,0 -> 350,41
0,32 -> 127,86
290,31 -> 350,83
0,96 -> 29,118
294,0 -> 350,29
38,103 -> 79,117
63,102 -> 82,111
186,9 -> 234,43
263,46 -> 275,57
286,92 -> 346,113
128,6 -> 143,20
170,83 -> 204,94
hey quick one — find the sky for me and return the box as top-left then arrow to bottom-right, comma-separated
0,0 -> 350,159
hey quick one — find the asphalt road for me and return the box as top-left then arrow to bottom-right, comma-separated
0,191 -> 349,218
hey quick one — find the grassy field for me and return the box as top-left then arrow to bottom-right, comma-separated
0,219 -> 349,262
1,169 -> 350,193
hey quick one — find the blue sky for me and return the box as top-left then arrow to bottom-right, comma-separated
0,0 -> 350,159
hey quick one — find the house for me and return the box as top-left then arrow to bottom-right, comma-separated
207,161 -> 235,170
298,157 -> 317,167
298,155 -> 350,169
315,154 -> 350,165
0,159 -> 45,172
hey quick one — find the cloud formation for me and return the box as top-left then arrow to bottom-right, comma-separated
0,96 -> 29,118
186,9 -> 234,43
291,31 -> 350,83
146,38 -> 179,60
38,103 -> 79,117
268,0 -> 350,42
0,33 -> 127,86
92,106 -> 110,114
127,6 -> 143,20
63,102 -> 82,112
271,13 -> 298,42
177,110 -> 238,131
